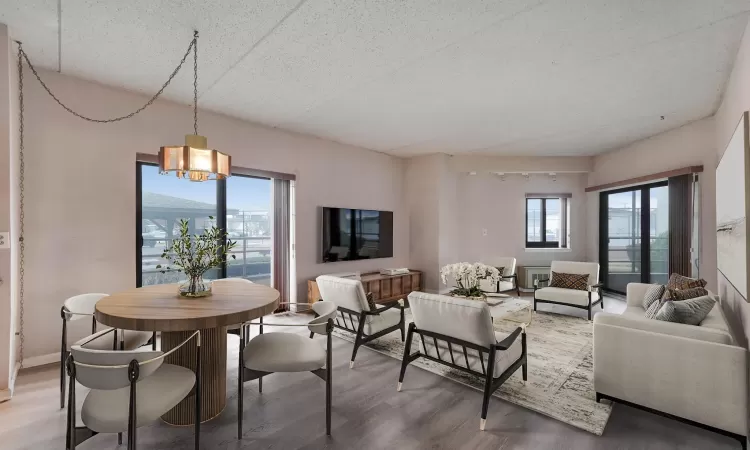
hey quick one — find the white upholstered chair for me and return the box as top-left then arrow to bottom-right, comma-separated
213,278 -> 256,342
479,257 -> 521,297
60,293 -> 152,409
237,301 -> 338,439
315,275 -> 405,368
533,261 -> 602,320
399,292 -> 527,431
65,328 -> 201,449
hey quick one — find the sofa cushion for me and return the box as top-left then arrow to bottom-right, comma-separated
666,273 -> 707,290
549,271 -> 589,291
607,305 -> 733,345
535,287 -> 598,307
655,296 -> 715,326
642,284 -> 665,310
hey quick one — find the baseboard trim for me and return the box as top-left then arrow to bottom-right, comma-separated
23,352 -> 58,369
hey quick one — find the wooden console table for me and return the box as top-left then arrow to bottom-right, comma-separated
308,270 -> 422,305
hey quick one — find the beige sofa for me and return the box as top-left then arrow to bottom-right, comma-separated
593,283 -> 747,448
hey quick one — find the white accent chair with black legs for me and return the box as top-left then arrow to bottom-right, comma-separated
315,275 -> 406,368
64,328 -> 201,450
479,257 -> 521,297
60,293 -> 153,409
237,301 -> 338,440
398,292 -> 527,431
533,261 -> 603,320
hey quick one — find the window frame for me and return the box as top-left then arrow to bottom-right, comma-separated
135,161 -> 272,287
525,197 -> 569,249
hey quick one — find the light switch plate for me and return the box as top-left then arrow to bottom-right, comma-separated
0,232 -> 8,249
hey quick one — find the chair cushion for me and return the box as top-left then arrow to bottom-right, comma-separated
77,329 -> 152,351
549,271 -> 589,291
535,287 -> 598,307
421,330 -> 523,378
81,364 -> 195,433
244,332 -> 325,372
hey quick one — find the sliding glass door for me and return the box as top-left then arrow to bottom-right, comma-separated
137,163 -> 276,288
600,182 -> 668,293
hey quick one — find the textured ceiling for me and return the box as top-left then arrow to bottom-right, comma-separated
1,0 -> 749,156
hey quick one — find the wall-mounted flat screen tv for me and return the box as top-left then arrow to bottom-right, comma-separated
321,207 -> 393,262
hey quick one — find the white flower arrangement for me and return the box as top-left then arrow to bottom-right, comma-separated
440,262 -> 500,299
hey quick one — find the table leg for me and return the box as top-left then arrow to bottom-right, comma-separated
161,326 -> 227,425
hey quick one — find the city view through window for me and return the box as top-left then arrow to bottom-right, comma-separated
139,164 -> 273,286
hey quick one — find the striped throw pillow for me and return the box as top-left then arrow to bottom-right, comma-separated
549,271 -> 589,291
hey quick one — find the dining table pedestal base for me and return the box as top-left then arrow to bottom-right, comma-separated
161,326 -> 228,425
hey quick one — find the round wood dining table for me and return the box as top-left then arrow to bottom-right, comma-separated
95,282 -> 279,425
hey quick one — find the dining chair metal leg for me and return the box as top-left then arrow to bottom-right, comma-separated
118,433 -> 122,445
237,327 -> 244,440
195,338 -> 201,450
326,324 -> 332,436
152,332 -> 157,350
127,361 -> 139,450
60,313 -> 67,409
66,358 -> 76,450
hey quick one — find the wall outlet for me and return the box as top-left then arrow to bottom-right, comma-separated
482,228 -> 488,236
0,232 -> 8,249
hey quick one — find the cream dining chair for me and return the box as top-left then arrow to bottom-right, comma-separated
60,293 -> 152,409
65,328 -> 201,450
237,300 -> 338,439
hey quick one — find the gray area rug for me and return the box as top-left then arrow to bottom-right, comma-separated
333,298 -> 612,435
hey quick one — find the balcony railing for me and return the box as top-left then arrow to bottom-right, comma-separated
141,235 -> 272,286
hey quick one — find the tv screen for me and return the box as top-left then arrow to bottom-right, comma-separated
321,207 -> 393,262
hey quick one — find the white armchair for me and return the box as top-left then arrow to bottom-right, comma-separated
315,275 -> 405,368
479,257 -> 521,297
399,291 -> 527,431
533,261 -> 602,320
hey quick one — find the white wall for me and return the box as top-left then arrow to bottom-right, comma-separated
19,69 -> 409,359
456,172 -> 588,266
714,18 -> 750,347
585,117 -> 717,289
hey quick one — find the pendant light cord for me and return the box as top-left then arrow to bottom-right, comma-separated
193,30 -> 199,135
16,30 -> 199,123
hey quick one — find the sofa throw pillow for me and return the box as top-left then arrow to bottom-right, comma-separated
642,284 -> 666,311
667,287 -> 709,301
366,292 -> 378,311
644,298 -> 665,319
654,296 -> 715,325
666,273 -> 707,291
549,271 -> 589,291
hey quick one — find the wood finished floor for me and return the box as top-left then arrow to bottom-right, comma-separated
0,296 -> 741,449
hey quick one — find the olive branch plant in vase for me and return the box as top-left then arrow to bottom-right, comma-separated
440,262 -> 500,300
156,218 -> 237,298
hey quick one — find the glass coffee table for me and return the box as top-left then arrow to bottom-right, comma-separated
485,293 -> 533,330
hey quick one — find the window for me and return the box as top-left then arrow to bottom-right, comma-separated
525,196 -> 570,248
136,162 -> 292,296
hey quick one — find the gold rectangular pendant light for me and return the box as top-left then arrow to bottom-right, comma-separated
159,135 -> 231,182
